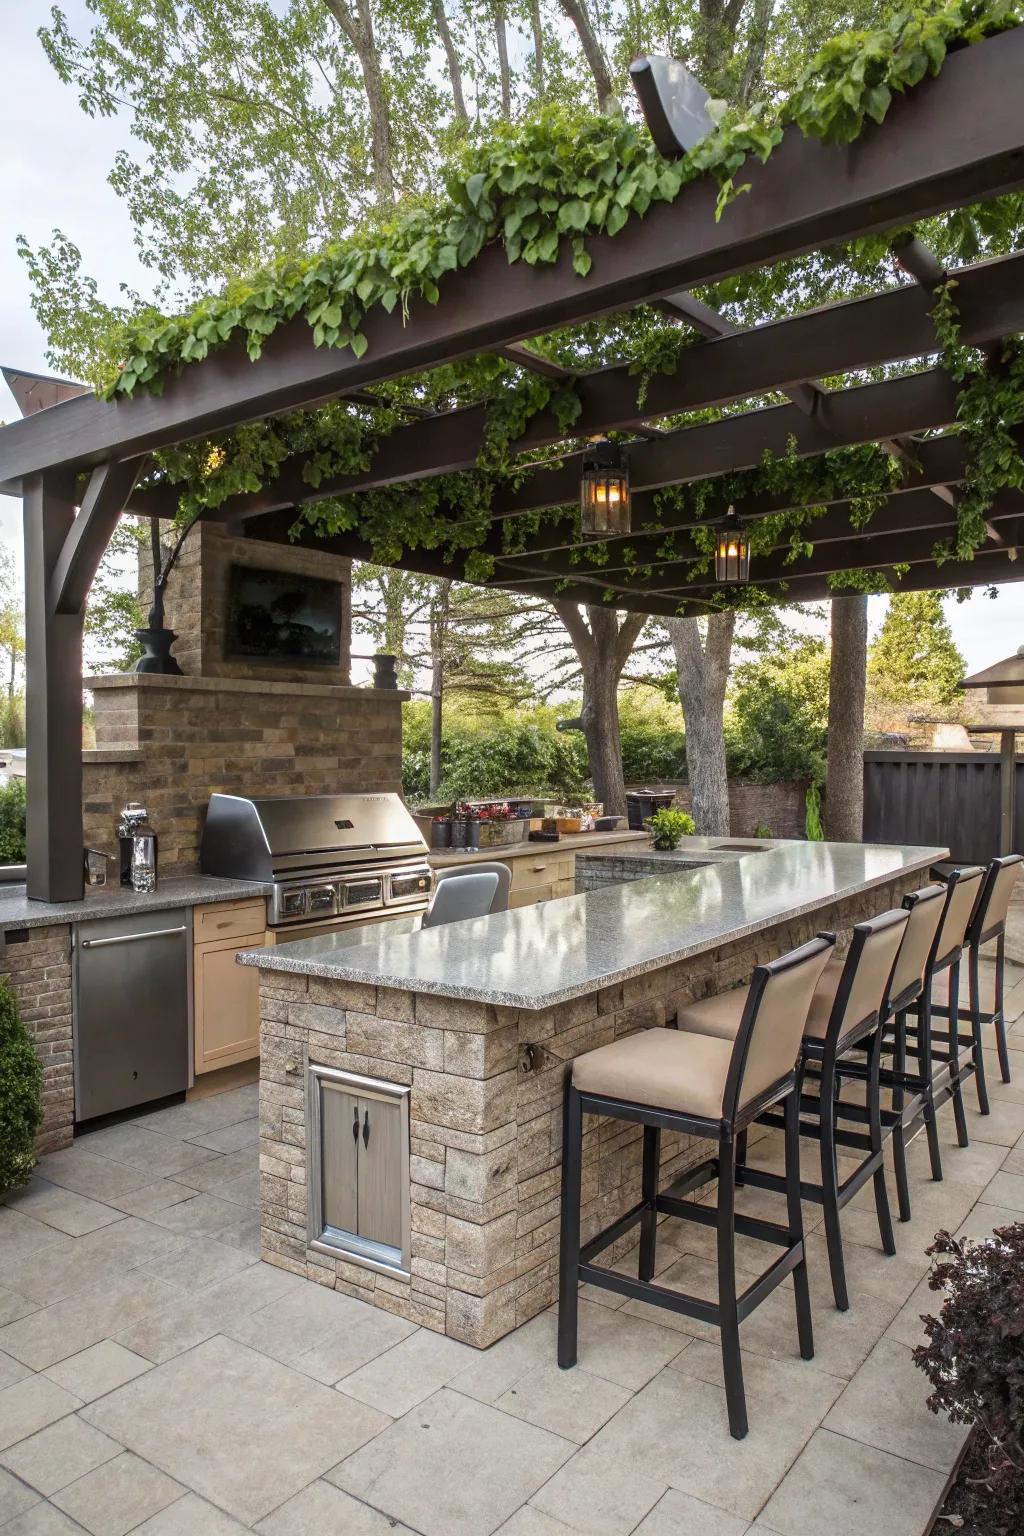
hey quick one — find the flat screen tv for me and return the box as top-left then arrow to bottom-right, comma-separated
226,564 -> 343,665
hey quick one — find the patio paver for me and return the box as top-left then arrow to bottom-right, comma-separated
0,959 -> 1020,1534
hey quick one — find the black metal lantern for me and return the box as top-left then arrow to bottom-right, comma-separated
580,439 -> 630,539
714,508 -> 751,584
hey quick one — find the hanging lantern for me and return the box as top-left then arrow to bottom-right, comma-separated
714,507 -> 751,584
580,439 -> 630,539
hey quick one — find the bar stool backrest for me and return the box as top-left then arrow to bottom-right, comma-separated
422,870 -> 500,928
889,884 -> 947,1007
431,861 -> 511,915
827,908 -> 910,1049
726,933 -> 836,1119
969,854 -> 1024,947
933,865 -> 986,970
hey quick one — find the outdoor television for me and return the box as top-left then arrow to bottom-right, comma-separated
225,564 -> 343,665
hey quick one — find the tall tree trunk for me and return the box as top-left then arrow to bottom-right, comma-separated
824,595 -> 868,841
433,0 -> 469,124
491,3 -> 511,117
429,581 -> 451,797
667,613 -> 735,835
325,0 -> 395,204
529,0 -> 545,97
554,602 -> 646,816
555,0 -> 615,109
738,0 -> 773,102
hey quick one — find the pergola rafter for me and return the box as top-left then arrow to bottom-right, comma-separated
5,24 -> 1024,902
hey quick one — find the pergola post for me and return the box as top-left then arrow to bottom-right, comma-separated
23,469 -> 86,902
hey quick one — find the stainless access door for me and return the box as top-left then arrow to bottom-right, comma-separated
73,909 -> 192,1121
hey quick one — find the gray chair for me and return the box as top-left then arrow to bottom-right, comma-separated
430,861 -> 511,917
422,867 -> 506,929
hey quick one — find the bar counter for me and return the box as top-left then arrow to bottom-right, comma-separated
246,839 -> 945,1347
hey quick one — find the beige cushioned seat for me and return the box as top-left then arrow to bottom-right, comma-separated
676,986 -> 751,1040
572,1027 -> 738,1119
803,953 -> 845,1039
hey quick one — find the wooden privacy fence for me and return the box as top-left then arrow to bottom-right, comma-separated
863,751 -> 1024,864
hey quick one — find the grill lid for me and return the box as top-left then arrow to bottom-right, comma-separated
200,792 -> 427,881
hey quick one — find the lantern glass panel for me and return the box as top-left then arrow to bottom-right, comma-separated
714,525 -> 751,583
580,456 -> 630,538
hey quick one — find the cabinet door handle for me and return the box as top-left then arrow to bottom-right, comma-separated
362,1110 -> 371,1149
352,1106 -> 360,1144
80,925 -> 186,949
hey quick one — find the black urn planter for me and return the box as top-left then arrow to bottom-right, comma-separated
134,627 -> 184,675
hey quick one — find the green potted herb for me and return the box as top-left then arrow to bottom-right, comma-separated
646,807 -> 696,851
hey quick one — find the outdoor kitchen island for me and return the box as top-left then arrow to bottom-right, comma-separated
242,838 -> 946,1348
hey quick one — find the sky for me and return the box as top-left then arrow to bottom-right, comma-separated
1,0 -> 1022,678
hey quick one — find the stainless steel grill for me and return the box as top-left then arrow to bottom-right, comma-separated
200,792 -> 432,931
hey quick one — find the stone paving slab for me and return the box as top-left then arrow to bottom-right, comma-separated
0,982 -> 1021,1535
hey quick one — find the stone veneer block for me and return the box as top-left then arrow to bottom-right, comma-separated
257,867 -> 925,1349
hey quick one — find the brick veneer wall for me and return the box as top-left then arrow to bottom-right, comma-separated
82,673 -> 406,870
258,869 -> 920,1348
629,781 -> 807,839
3,926 -> 74,1154
151,521 -> 354,685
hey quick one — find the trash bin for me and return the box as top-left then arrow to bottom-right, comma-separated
625,790 -> 677,830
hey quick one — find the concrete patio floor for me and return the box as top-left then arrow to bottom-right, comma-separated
2,965 -> 1024,1536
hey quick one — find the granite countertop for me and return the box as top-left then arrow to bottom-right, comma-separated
575,835 -> 797,866
427,829 -> 649,867
0,875 -> 272,931
239,840 -> 947,1010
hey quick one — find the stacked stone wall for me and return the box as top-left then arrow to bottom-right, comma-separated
257,870 -> 919,1348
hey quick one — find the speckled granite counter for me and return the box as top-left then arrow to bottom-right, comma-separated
251,840 -> 945,1345
242,841 -> 942,1009
0,874 -> 271,932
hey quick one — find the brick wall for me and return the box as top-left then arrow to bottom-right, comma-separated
150,521 -> 354,685
82,673 -> 406,870
628,781 -> 807,839
3,926 -> 74,1154
258,869 -> 919,1348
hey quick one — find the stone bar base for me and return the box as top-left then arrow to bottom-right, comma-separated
3,924 -> 74,1153
257,871 -> 921,1348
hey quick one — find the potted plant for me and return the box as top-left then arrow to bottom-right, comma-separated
646,807 -> 696,851
0,976 -> 42,1195
913,1223 -> 1024,1533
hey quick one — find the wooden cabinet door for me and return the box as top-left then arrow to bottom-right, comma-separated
194,935 -> 262,1072
356,1094 -> 404,1250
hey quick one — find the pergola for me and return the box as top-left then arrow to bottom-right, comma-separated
4,26 -> 1024,904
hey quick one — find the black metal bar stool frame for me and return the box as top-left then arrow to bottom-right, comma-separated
558,940 -> 834,1442
745,912 -> 909,1312
928,856 -> 1022,1105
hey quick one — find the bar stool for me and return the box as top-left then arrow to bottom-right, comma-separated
683,909 -> 909,1313
558,933 -> 835,1440
930,855 -> 1021,1102
422,863 -> 511,928
830,884 -> 947,1223
906,865 -> 986,1143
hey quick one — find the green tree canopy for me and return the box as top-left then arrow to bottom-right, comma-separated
867,591 -> 966,706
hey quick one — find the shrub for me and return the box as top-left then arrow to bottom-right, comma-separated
647,807 -> 696,850
0,976 -> 42,1194
913,1224 -> 1024,1524
726,639 -> 829,785
805,782 -> 824,841
0,777 -> 26,864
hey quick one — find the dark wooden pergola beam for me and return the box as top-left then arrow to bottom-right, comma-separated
4,26 -> 1024,489
495,486 -> 1024,587
131,249 -> 1024,525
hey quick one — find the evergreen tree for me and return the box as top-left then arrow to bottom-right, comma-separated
868,591 -> 966,707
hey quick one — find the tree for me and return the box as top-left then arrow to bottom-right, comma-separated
868,590 -> 965,708
667,613 -> 734,834
552,603 -> 647,816
824,594 -> 868,841
727,635 -> 830,784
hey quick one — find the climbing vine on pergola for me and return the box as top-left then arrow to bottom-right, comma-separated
5,0 -> 1024,903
